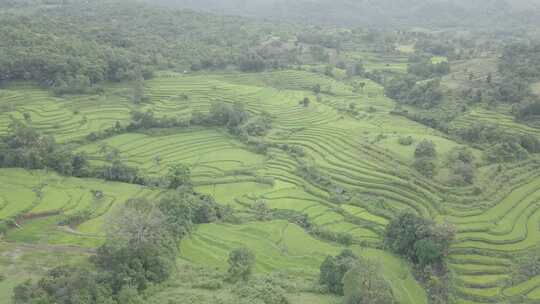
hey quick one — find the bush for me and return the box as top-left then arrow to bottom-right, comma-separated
398,136 -> 414,146
58,210 -> 92,226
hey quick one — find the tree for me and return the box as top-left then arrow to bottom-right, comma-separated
312,84 -> 321,94
157,191 -> 195,240
301,97 -> 311,107
227,247 -> 255,282
415,140 -> 437,158
324,65 -> 334,77
207,101 -> 248,129
23,112 -> 31,123
414,157 -> 437,178
343,259 -> 395,304
93,240 -> 175,293
319,249 -> 358,295
414,239 -> 442,266
354,62 -> 365,76
358,82 -> 366,91
105,198 -> 167,246
449,161 -> 474,185
166,164 -> 191,190
253,199 -> 272,221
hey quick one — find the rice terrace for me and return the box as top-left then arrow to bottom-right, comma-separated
1,1 -> 540,304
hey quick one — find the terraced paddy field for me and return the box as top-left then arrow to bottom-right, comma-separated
0,83 -> 135,142
2,70 -> 540,303
0,168 -> 162,247
449,107 -> 540,138
180,221 -> 426,304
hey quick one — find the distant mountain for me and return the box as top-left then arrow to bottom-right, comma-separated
146,0 -> 540,28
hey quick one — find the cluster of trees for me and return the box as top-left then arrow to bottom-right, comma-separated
460,42 -> 540,123
446,147 -> 475,185
0,121 -> 89,176
0,0 -> 304,93
414,40 -> 456,58
455,123 -> 540,162
385,212 -> 455,267
515,101 -> 540,121
384,212 -> 455,303
14,189 -> 229,304
407,55 -> 450,79
0,13 -> 153,94
385,76 -> 443,109
192,101 -> 272,154
319,250 -> 394,304
499,43 -> 540,82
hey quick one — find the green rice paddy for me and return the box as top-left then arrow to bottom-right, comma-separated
2,68 -> 540,303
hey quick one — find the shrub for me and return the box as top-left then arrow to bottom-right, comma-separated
398,136 -> 414,146
58,210 -> 92,226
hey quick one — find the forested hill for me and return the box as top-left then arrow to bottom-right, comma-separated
148,0 -> 540,29
0,0 -> 299,92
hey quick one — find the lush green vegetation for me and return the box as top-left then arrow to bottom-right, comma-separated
2,1 -> 540,304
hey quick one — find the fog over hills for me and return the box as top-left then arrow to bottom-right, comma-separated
147,0 -> 540,28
